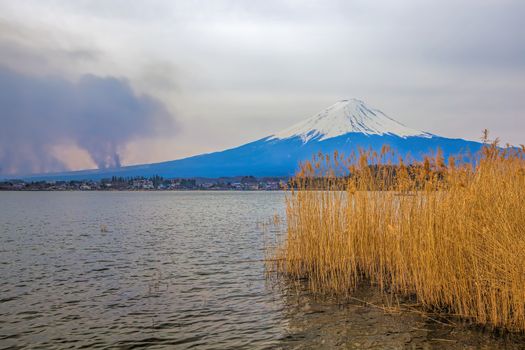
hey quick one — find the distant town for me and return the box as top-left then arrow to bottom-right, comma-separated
0,175 -> 288,191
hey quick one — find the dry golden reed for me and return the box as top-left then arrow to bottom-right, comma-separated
272,133 -> 525,331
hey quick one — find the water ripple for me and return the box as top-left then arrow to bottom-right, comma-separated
1,191 -> 524,349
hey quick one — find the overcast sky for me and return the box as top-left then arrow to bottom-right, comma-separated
1,0 -> 524,173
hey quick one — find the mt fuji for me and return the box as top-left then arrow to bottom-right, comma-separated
19,99 -> 485,180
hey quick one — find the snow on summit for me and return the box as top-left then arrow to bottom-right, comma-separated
271,99 -> 430,142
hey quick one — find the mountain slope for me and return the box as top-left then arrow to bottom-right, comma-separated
14,99 -> 485,180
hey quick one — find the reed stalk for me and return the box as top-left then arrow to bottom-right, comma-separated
272,134 -> 525,331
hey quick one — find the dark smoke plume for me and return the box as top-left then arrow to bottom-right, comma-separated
0,66 -> 176,174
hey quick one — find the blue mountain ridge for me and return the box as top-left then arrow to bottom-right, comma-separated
9,99 -> 486,181
14,133 -> 484,181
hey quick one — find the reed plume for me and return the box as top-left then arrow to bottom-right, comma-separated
272,134 -> 525,331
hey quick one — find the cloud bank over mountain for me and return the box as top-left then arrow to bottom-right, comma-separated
0,0 -> 523,173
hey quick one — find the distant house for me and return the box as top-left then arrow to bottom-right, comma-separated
132,179 -> 154,190
264,182 -> 280,190
79,183 -> 91,190
200,182 -> 214,189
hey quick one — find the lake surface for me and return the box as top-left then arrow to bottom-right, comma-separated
1,191 -> 523,349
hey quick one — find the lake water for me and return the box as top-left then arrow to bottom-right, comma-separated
1,191 -> 523,349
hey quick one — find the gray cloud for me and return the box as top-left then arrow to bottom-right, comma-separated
0,0 -> 523,166
0,66 -> 176,174
0,19 -> 103,76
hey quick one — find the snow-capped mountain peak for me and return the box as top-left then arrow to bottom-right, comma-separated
271,99 -> 430,142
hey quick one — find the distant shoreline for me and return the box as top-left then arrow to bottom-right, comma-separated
0,188 -> 285,192
0,175 -> 289,191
